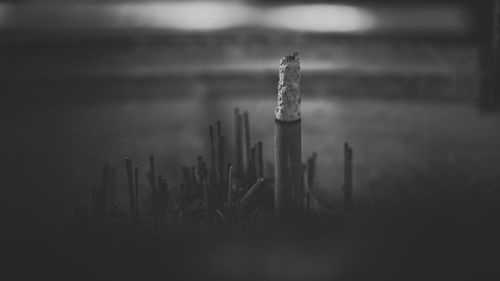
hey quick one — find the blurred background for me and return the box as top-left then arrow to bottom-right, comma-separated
1,0 -> 500,278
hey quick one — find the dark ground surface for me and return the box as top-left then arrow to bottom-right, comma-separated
2,96 -> 500,280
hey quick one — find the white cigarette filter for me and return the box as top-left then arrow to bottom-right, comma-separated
275,52 -> 301,122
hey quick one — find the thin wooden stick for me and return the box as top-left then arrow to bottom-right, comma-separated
239,177 -> 265,211
101,164 -> 109,218
217,119 -> 222,186
306,192 -> 310,217
343,142 -> 354,213
108,166 -> 116,218
209,125 -> 216,193
124,157 -> 135,220
159,177 -> 168,211
217,120 -> 222,144
243,111 -> 251,174
202,179 -> 209,208
250,146 -> 256,182
149,155 -> 157,214
160,178 -> 168,225
300,163 -> 307,213
258,141 -> 264,178
275,52 -> 302,224
179,182 -> 185,208
226,165 -> 233,217
134,165 -> 139,217
218,133 -> 224,181
227,165 -> 233,205
197,155 -> 206,181
235,108 -> 243,174
307,152 -> 317,194
216,209 -> 227,223
182,166 -> 190,202
217,135 -> 226,209
191,166 -> 198,198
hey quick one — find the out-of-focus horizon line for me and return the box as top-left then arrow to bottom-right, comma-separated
0,1 -> 472,35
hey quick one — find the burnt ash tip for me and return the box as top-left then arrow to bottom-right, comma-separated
281,52 -> 299,64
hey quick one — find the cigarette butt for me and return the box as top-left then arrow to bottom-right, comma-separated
275,52 -> 302,225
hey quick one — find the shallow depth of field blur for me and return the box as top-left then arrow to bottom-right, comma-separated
1,0 -> 500,278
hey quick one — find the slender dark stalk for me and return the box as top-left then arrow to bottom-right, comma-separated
300,163 -> 307,213
124,157 -> 135,220
217,120 -> 222,143
239,178 -> 265,211
182,166 -> 190,202
134,165 -> 139,217
227,165 -> 233,205
159,177 -> 168,211
197,155 -> 206,180
258,141 -> 264,178
250,146 -> 256,182
202,179 -> 209,208
179,183 -> 185,209
243,111 -> 251,174
108,166 -> 116,218
235,108 -> 243,174
307,152 -> 317,194
217,135 -> 226,209
343,143 -> 354,213
209,126 -> 216,184
101,164 -> 109,218
149,155 -> 157,213
306,192 -> 310,217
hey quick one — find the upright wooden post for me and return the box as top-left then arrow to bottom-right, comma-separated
274,52 -> 302,225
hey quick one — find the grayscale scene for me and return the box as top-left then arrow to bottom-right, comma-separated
1,1 -> 499,280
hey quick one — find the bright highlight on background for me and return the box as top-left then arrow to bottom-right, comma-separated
264,4 -> 375,33
0,1 -> 470,34
114,2 -> 376,33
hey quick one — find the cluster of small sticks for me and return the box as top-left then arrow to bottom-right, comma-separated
74,109 -> 354,230
74,53 -> 355,229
